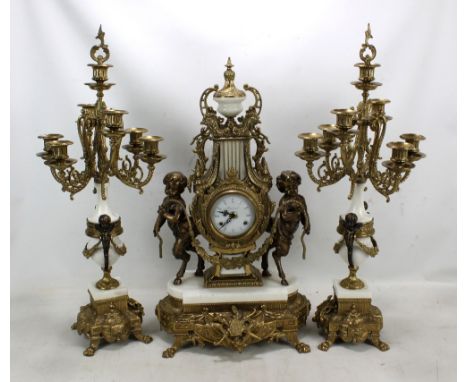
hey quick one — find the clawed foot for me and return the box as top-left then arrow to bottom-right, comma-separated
162,347 -> 177,358
173,277 -> 182,285
83,346 -> 97,357
281,278 -> 289,286
295,342 -> 311,353
135,334 -> 153,344
262,269 -> 271,277
318,341 -> 332,352
376,340 -> 389,351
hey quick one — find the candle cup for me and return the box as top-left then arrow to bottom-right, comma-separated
298,132 -> 322,153
88,63 -> 111,82
318,124 -> 340,150
79,104 -> 99,129
141,135 -> 163,156
37,133 -> 64,159
331,108 -> 357,129
369,99 -> 391,116
354,63 -> 378,82
122,128 -> 148,154
400,133 -> 426,162
400,133 -> 426,152
104,109 -> 128,130
48,140 -> 73,161
387,141 -> 414,164
125,127 -> 148,145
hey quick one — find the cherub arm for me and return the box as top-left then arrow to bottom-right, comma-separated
153,204 -> 167,236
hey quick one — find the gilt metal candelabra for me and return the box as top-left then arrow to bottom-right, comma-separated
296,25 -> 425,351
37,26 -> 165,356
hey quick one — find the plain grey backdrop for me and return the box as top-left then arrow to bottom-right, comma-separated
11,0 -> 456,381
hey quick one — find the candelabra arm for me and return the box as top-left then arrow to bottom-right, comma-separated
339,141 -> 357,174
305,152 -> 346,192
113,154 -> 156,193
49,165 -> 93,200
369,167 -> 404,202
367,116 -> 387,172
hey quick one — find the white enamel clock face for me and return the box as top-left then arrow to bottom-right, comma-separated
210,193 -> 256,237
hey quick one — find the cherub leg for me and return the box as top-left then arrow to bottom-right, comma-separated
273,241 -> 290,285
272,251 -> 288,286
173,240 -> 190,285
261,253 -> 271,277
195,254 -> 205,277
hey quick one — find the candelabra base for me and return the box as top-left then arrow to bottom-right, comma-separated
71,281 -> 152,356
156,271 -> 311,358
313,280 -> 389,352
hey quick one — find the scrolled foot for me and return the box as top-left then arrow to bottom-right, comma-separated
83,346 -> 97,357
194,269 -> 204,277
162,347 -> 178,358
369,333 -> 389,351
71,322 -> 77,330
281,278 -> 289,286
318,340 -> 332,352
376,340 -> 389,351
173,277 -> 182,285
262,269 -> 271,277
134,333 -> 153,344
295,342 -> 311,353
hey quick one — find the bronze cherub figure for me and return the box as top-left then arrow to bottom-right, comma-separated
340,213 -> 363,269
261,170 -> 310,285
154,171 -> 205,285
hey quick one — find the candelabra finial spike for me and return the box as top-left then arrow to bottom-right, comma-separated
226,57 -> 233,69
90,24 -> 109,65
97,25 -> 105,44
365,23 -> 373,45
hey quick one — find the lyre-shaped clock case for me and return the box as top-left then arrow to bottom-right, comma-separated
189,63 -> 274,286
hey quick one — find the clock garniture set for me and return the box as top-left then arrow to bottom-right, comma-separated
37,25 -> 425,357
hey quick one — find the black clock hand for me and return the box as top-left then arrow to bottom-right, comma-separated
219,212 -> 237,229
217,209 -> 230,217
219,216 -> 233,228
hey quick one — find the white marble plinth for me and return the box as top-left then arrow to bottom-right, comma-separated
88,278 -> 128,301
333,279 -> 372,299
167,271 -> 298,305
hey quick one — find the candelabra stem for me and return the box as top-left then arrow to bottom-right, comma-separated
347,181 -> 371,223
89,181 -> 119,223
95,268 -> 120,290
340,265 -> 365,290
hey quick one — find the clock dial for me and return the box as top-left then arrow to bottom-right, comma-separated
210,193 -> 256,237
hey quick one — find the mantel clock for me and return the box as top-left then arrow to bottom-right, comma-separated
155,59 -> 311,357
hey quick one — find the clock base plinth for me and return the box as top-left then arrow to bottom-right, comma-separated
156,271 -> 311,357
312,280 -> 389,352
71,282 -> 153,356
204,264 -> 263,288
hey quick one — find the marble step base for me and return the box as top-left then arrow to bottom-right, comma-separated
156,271 -> 311,357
